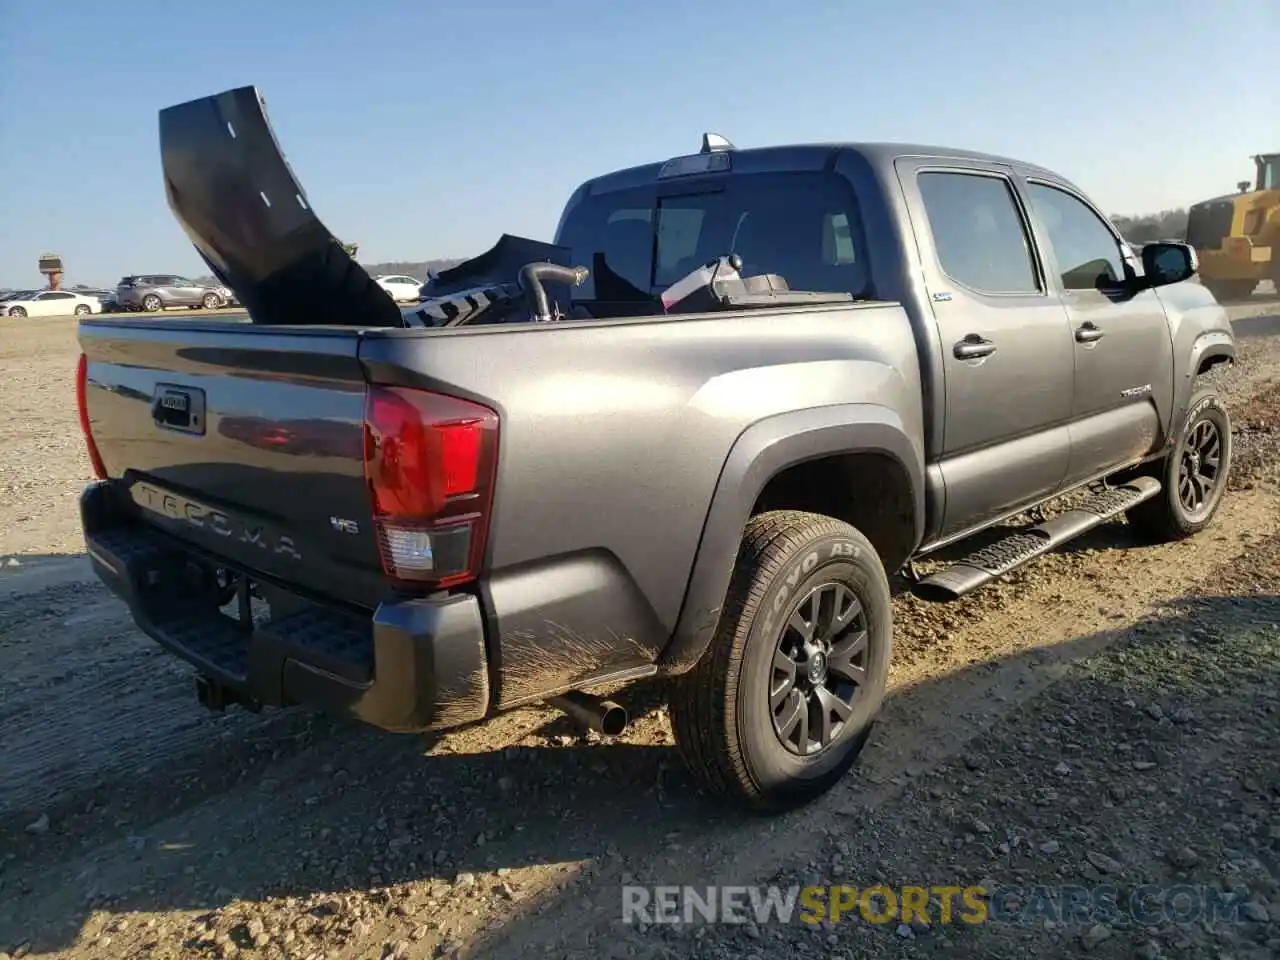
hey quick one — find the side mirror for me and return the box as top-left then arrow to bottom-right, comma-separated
1140,241 -> 1197,288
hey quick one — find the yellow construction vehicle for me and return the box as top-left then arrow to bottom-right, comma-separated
1186,152 -> 1280,301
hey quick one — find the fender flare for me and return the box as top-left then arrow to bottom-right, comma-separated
1188,331 -> 1235,377
659,403 -> 924,673
1170,331 -> 1236,442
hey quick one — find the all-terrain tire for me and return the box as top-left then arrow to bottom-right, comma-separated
1126,390 -> 1232,542
669,510 -> 892,813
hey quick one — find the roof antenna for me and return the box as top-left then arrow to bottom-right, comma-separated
700,133 -> 735,154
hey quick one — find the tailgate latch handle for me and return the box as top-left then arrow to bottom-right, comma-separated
151,383 -> 207,435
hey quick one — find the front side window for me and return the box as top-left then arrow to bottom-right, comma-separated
556,172 -> 870,302
1027,183 -> 1126,290
917,171 -> 1041,294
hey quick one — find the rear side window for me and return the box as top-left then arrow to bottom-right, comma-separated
917,172 -> 1040,294
557,172 -> 870,302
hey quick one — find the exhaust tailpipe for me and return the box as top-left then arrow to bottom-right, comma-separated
547,690 -> 628,736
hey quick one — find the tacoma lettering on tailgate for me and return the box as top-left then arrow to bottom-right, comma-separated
131,482 -> 302,560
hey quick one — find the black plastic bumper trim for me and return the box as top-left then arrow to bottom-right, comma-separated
80,480 -> 489,733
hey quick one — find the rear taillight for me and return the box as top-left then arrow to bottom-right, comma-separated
76,353 -> 108,480
362,385 -> 499,588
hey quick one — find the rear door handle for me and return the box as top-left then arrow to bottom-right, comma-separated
953,334 -> 997,360
1075,323 -> 1105,343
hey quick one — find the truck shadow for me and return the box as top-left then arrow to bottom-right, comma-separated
2,591 -> 1274,955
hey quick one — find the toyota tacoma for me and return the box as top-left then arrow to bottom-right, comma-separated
77,86 -> 1236,812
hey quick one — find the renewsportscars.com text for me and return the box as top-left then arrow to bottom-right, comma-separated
621,884 -> 1254,927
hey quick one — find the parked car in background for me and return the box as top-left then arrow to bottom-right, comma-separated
71,287 -> 119,311
115,275 -> 227,312
3,289 -> 102,317
374,275 -> 423,303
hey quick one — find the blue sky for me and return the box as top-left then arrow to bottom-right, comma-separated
0,0 -> 1273,287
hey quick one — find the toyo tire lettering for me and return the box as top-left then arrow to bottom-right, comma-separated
761,541 -> 861,636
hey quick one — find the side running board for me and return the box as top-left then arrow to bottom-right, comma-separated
912,477 -> 1161,602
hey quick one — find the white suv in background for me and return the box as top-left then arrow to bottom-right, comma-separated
375,275 -> 423,303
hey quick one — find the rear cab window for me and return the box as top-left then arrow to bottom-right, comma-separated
556,170 -> 871,307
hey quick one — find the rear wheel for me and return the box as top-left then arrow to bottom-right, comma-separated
1126,390 -> 1231,541
142,294 -> 162,312
74,304 -> 91,316
669,510 -> 891,812
8,306 -> 27,318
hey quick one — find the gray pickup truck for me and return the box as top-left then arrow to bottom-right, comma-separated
77,86 -> 1236,812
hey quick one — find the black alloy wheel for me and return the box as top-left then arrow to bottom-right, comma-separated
769,581 -> 869,756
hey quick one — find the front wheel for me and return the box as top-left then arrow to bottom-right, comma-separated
142,294 -> 163,313
8,306 -> 27,318
669,510 -> 892,812
202,292 -> 222,309
1126,390 -> 1232,541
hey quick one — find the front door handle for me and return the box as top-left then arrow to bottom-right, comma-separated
953,334 -> 997,360
1075,322 -> 1105,343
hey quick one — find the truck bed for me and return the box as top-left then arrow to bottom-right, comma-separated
79,299 -> 922,723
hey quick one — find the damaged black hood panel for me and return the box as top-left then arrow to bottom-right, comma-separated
158,85 -> 402,327
424,234 -> 573,297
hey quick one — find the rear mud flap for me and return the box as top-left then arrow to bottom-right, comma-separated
158,85 -> 402,328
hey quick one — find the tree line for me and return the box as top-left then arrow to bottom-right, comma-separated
1110,209 -> 1189,244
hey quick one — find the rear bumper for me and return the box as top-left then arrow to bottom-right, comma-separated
80,481 -> 490,733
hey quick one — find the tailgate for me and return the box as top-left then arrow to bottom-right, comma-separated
80,319 -> 385,608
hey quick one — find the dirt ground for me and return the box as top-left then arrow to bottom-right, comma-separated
1,299 -> 1278,960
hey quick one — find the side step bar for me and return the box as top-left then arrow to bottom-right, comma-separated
912,477 -> 1161,602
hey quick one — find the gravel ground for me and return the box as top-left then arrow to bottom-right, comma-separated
0,298 -> 1278,960
633,537 -> 1280,960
